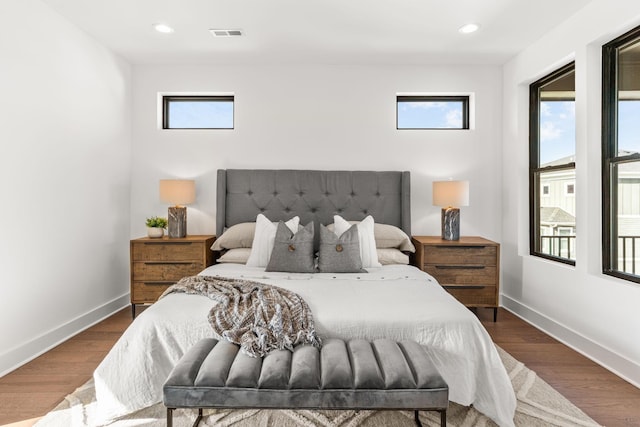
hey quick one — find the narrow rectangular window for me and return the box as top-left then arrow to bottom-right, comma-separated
162,95 -> 234,129
530,63 -> 576,265
602,26 -> 640,283
396,95 -> 469,129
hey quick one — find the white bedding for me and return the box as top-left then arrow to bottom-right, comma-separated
94,264 -> 516,426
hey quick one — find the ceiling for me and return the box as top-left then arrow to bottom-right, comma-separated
41,0 -> 594,65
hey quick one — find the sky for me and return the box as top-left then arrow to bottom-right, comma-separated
397,101 -> 464,129
540,100 -> 640,165
168,101 -> 234,129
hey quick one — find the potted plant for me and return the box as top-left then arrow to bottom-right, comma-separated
146,216 -> 168,238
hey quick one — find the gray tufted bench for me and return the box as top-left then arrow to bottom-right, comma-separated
163,337 -> 449,427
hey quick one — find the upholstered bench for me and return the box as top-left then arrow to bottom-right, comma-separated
163,337 -> 449,427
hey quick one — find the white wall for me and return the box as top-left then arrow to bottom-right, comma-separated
502,0 -> 640,386
0,0 -> 132,375
130,64 -> 503,243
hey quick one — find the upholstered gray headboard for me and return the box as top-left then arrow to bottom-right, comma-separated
216,169 -> 411,236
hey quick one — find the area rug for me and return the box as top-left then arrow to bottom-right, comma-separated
35,347 -> 601,427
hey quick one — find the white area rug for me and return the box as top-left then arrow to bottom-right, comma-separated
35,347 -> 601,427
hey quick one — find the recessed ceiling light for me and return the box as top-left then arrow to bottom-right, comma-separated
153,23 -> 174,34
458,23 -> 480,34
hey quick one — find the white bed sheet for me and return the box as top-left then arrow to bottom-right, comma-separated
94,264 -> 516,426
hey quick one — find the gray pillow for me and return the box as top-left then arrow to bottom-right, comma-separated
266,221 -> 315,273
318,224 -> 367,273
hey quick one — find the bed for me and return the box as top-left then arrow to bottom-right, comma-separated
93,169 -> 516,427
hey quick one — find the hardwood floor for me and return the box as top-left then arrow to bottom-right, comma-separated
0,307 -> 638,426
478,308 -> 640,427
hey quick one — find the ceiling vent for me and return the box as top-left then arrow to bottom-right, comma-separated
209,29 -> 243,37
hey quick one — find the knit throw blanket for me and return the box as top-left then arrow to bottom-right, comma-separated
160,275 -> 321,357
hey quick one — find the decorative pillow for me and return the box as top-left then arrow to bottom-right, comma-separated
326,222 -> 414,252
376,248 -> 410,265
211,222 -> 256,251
266,222 -> 315,273
216,248 -> 252,264
318,224 -> 366,273
246,214 -> 300,268
333,215 -> 381,268
373,223 -> 415,252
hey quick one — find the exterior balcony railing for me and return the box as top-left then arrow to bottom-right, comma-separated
540,235 -> 640,276
540,235 -> 576,261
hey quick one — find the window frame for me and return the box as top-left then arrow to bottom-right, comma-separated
602,25 -> 640,284
529,62 -> 576,266
162,95 -> 234,130
396,95 -> 470,130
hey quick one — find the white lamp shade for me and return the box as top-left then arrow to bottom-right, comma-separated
432,180 -> 469,207
160,179 -> 196,206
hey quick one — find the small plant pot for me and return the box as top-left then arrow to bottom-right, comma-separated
147,227 -> 164,238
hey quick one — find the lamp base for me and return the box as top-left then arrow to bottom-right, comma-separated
168,206 -> 187,238
441,207 -> 460,241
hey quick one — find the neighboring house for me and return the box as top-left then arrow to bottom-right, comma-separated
539,156 -> 576,259
539,152 -> 640,271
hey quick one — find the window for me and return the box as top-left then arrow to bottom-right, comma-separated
396,95 -> 469,129
529,63 -> 576,264
602,26 -> 640,283
162,95 -> 234,129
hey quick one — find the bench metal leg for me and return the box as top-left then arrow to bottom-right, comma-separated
167,408 -> 173,427
168,407 -> 203,427
191,408 -> 203,427
414,409 -> 446,427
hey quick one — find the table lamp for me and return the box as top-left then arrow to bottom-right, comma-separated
160,179 -> 196,238
432,180 -> 469,241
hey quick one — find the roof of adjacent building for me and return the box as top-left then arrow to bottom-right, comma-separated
540,206 -> 576,225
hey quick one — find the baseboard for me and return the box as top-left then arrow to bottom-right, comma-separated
501,295 -> 640,389
0,294 -> 130,378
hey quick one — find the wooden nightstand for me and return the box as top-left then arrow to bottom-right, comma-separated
130,235 -> 215,317
412,236 -> 500,321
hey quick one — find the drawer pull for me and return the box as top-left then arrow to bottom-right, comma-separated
435,245 -> 486,249
435,265 -> 485,270
143,242 -> 193,246
143,281 -> 175,286
143,261 -> 194,265
443,285 -> 486,290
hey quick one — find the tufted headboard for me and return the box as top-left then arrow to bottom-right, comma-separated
216,169 -> 411,236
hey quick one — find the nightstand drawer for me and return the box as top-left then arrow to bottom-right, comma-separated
443,285 -> 497,306
424,245 -> 497,265
132,262 -> 204,281
424,265 -> 497,286
131,242 -> 204,262
423,245 -> 497,266
131,281 -> 173,303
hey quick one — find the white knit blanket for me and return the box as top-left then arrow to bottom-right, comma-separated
160,275 -> 321,357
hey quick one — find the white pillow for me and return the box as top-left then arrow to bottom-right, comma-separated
211,222 -> 256,250
217,248 -> 252,264
246,214 -> 300,267
377,248 -> 410,265
333,215 -> 381,268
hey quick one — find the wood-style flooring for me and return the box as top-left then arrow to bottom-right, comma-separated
0,307 -> 638,426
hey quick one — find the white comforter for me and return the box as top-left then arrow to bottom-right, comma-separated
94,264 -> 516,426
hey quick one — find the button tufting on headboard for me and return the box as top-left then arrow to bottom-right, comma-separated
216,169 -> 411,237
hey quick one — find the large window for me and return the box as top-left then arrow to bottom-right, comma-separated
396,95 -> 470,129
162,95 -> 234,129
603,26 -> 640,283
530,63 -> 576,264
